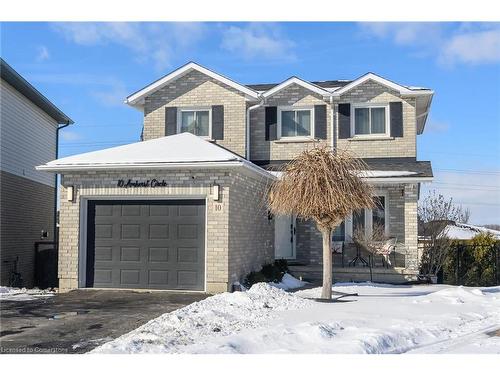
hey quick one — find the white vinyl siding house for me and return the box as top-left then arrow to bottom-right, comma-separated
0,58 -> 73,288
1,79 -> 58,186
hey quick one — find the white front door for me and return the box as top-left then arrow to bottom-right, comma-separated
275,215 -> 296,259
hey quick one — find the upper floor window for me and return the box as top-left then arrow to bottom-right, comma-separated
178,108 -> 211,138
278,107 -> 313,138
352,104 -> 389,137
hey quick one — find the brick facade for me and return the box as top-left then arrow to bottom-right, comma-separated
335,80 -> 417,158
249,84 -> 331,161
143,70 -> 248,157
58,168 -> 273,293
55,70 -> 428,292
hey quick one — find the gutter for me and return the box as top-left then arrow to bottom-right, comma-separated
37,160 -> 275,180
53,121 -> 72,243
330,95 -> 335,152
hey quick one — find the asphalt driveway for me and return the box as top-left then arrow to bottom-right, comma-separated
0,289 -> 207,354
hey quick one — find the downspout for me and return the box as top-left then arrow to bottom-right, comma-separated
246,97 -> 264,160
330,95 -> 335,153
53,121 -> 71,243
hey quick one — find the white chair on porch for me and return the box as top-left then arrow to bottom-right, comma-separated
369,237 -> 397,267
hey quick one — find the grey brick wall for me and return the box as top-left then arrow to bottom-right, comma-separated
249,84 -> 332,162
335,80 -> 417,158
228,171 -> 274,284
143,70 -> 248,157
58,167 -> 273,293
0,170 -> 55,287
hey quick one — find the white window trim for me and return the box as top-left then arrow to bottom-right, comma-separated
177,107 -> 212,140
277,106 -> 315,140
350,103 -> 390,139
341,192 -> 389,242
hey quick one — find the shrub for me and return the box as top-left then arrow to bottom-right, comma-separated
243,259 -> 289,288
443,233 -> 498,286
274,259 -> 289,274
243,271 -> 268,287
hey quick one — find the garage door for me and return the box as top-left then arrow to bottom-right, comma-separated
86,200 -> 205,290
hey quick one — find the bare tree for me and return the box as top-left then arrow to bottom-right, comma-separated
268,147 -> 374,299
418,191 -> 471,277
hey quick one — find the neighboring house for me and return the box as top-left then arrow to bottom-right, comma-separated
38,62 -> 433,293
0,58 -> 73,287
439,222 -> 500,241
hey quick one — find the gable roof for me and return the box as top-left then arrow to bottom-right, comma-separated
332,72 -> 433,97
126,62 -> 259,107
36,132 -> 272,178
124,61 -> 433,133
1,58 -> 73,125
261,76 -> 332,98
246,80 -> 352,92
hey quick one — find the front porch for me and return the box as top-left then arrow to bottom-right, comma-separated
288,243 -> 419,284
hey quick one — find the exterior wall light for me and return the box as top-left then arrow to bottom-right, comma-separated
67,186 -> 74,202
211,183 -> 220,201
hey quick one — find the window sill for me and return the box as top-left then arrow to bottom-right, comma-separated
274,137 -> 318,144
348,136 -> 394,141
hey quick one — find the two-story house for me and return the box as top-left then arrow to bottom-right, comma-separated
1,58 -> 73,287
38,62 -> 433,293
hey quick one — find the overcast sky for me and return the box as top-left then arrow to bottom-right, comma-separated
1,22 -> 499,224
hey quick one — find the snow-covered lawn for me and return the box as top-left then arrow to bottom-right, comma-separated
0,286 -> 55,301
92,281 -> 500,354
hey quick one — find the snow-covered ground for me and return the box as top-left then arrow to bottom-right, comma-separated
0,286 -> 55,301
92,280 -> 500,354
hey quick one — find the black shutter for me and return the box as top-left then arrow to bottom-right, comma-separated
390,102 -> 403,137
314,104 -> 327,140
165,107 -> 177,136
265,106 -> 277,141
212,105 -> 224,140
338,103 -> 351,139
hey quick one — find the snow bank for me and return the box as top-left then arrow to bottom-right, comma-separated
0,286 -> 55,301
92,283 -> 312,354
93,283 -> 500,354
269,273 -> 307,290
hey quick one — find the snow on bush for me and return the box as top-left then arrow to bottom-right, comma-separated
92,283 -> 312,354
269,273 -> 307,290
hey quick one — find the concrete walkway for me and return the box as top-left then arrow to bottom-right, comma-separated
0,289 -> 206,354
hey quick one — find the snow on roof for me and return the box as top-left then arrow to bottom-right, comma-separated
356,170 -> 418,178
37,133 -> 272,178
441,223 -> 500,240
268,170 -> 419,180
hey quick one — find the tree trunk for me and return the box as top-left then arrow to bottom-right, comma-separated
321,227 -> 333,299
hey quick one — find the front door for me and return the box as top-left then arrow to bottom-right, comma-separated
275,215 -> 296,259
